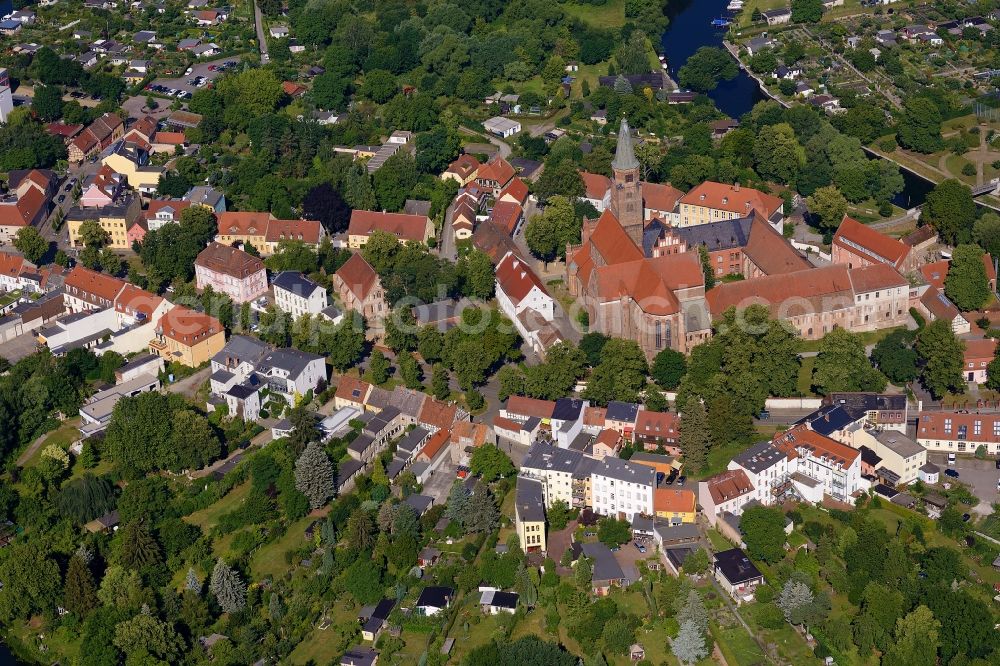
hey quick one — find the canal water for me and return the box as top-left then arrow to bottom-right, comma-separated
658,0 -> 934,207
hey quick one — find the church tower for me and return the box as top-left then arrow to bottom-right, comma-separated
609,118 -> 643,248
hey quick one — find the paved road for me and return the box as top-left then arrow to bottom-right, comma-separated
165,366 -> 212,399
253,0 -> 269,64
439,202 -> 458,262
458,126 -> 510,158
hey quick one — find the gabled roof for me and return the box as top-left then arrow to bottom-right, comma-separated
964,337 -> 997,361
642,181 -> 683,213
217,211 -> 271,236
445,154 -> 480,179
707,265 -> 854,318
920,285 -> 961,322
591,252 -> 703,315
680,181 -> 783,219
742,215 -> 811,275
114,283 -> 164,319
195,242 -> 265,279
272,271 -> 324,298
489,201 -> 522,235
264,218 -> 322,244
0,253 -> 31,279
848,263 -> 908,293
654,488 -> 696,514
348,210 -> 428,242
571,209 -> 644,286
498,177 -> 528,206
505,395 -> 556,419
580,171 -> 611,200
634,410 -> 679,439
65,266 -> 126,305
833,216 -> 910,269
158,305 -> 222,344
419,398 -> 457,431
495,252 -> 548,305
704,469 -> 754,504
335,253 -> 380,302
335,375 -> 371,404
476,156 -> 515,185
772,425 -> 859,467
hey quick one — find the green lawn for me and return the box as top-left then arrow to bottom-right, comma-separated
286,603 -> 360,665
250,514 -> 317,580
694,439 -> 750,481
183,482 -> 251,530
711,622 -> 765,666
20,420 -> 81,470
796,356 -> 816,396
561,0 -> 625,27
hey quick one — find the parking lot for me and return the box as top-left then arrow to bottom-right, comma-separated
149,55 -> 245,97
928,453 -> 1000,516
421,460 -> 458,505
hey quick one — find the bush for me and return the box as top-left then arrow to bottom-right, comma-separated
909,307 -> 925,329
878,137 -> 897,152
878,201 -> 893,217
962,163 -> 977,177
756,603 -> 785,629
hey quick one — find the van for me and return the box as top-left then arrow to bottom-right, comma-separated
947,452 -> 956,466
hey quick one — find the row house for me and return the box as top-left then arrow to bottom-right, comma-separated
194,242 -> 268,304
66,195 -> 141,250
68,113 -> 125,163
0,170 -> 51,245
348,406 -> 405,463
346,210 -> 433,248
963,338 -> 997,384
214,212 -> 324,255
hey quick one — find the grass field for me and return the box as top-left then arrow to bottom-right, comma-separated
711,622 -> 765,666
250,514 -> 316,580
183,482 -> 251,530
561,0 -> 625,27
796,356 -> 816,396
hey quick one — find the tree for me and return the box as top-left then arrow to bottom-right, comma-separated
791,0 -> 823,22
583,339 -> 648,405
973,213 -> 1000,258
575,556 -> 592,589
534,162 -> 585,203
0,543 -> 61,621
812,328 -> 887,394
871,329 -> 919,383
32,84 -> 64,121
368,350 -> 392,385
671,620 -> 709,665
684,548 -> 710,575
345,508 -> 376,552
294,441 -> 336,509
916,319 -> 966,398
360,69 -> 397,103
432,363 -> 451,400
986,352 -> 1000,391
469,445 -> 515,481
113,611 -> 185,663
645,386 -> 668,412
924,179 -> 976,245
399,353 -> 423,389
883,605 -> 939,666
445,479 -> 471,526
579,332 -> 609,366
651,348 -> 686,389
806,186 -> 848,230
597,517 -> 631,547
373,152 -> 418,212
524,195 -> 579,261
457,249 -> 495,300
118,521 -> 162,571
777,578 -> 814,624
209,559 -> 246,614
415,125 -> 461,174
64,554 -> 98,617
167,409 -> 221,471
741,505 -> 787,563
79,220 -> 110,248
754,122 -> 805,184
515,564 -> 538,608
185,568 -> 201,594
677,46 -> 738,92
13,226 -> 48,263
302,182 -> 352,234
678,398 -> 710,472
344,558 -> 383,604
677,589 -> 708,633
945,244 -> 990,311
466,482 -> 499,532
896,97 -> 943,154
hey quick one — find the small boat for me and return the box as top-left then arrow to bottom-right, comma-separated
661,62 -> 668,69
658,54 -> 666,62
711,17 -> 732,26
727,1 -> 743,9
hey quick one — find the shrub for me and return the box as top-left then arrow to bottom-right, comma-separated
961,163 -> 976,177
878,201 -> 893,217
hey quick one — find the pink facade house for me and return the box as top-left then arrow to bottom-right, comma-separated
194,241 -> 267,304
79,165 -> 125,208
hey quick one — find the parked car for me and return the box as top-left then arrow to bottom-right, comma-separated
944,468 -> 959,478
962,513 -> 971,522
675,476 -> 687,487
634,542 -> 646,553
57,194 -> 65,203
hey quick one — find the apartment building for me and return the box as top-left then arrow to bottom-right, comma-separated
916,411 -> 1000,456
66,195 -> 140,250
271,271 -> 328,319
194,242 -> 268,304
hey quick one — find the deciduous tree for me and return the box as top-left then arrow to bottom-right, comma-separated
915,319 -> 966,398
13,226 -> 48,263
812,328 -> 887,394
944,243 -> 990,311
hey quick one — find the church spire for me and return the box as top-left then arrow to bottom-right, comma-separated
612,118 -> 639,171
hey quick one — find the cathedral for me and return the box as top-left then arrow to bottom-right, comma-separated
566,119 -> 713,358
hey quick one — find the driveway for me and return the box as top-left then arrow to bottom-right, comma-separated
422,459 -> 458,504
928,453 -> 999,516
439,202 -> 457,262
164,366 -> 211,399
253,0 -> 269,64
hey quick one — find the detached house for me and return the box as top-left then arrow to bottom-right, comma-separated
495,251 -> 560,357
475,156 -> 516,196
332,253 -> 386,323
271,271 -> 329,319
149,305 -> 226,367
194,242 -> 268,304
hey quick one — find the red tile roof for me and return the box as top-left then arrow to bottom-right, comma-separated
922,256 -> 997,289
580,171 -> 611,200
64,266 -> 126,305
334,252 -> 379,302
281,81 -> 306,97
654,488 -> 696,514
217,211 -> 270,236
634,410 -> 679,440
743,215 -> 811,275
592,252 -> 703,315
445,154 -> 480,179
418,429 -> 451,461
498,177 -> 528,206
848,263 -> 908,293
773,425 -> 859,466
705,469 -> 754,504
707,265 -> 854,318
419,399 -> 458,431
833,216 -> 910,269
0,252 -> 29,279
489,201 -> 522,236
642,181 -> 683,214
477,156 -> 515,187
493,415 -> 525,432
45,122 -> 84,139
570,209 -> 644,286
920,285 -> 961,323
964,337 -> 997,363
125,115 -> 157,143
152,131 -> 186,145
144,198 -> 191,221
195,242 -> 265,279
335,375 -> 372,404
496,252 -> 548,305
917,410 -> 1000,445
504,395 -> 555,419
680,181 -> 783,218
0,186 -> 46,228
348,210 -> 429,242
158,305 -> 221,344
264,218 -> 322,244
114,283 -> 164,319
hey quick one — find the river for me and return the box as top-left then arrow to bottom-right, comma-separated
658,0 -> 934,207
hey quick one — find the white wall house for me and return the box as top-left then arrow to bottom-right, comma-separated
271,271 -> 329,319
495,251 -> 557,354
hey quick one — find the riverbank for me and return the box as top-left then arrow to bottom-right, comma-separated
721,39 -> 791,110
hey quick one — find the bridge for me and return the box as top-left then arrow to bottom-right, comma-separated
970,179 -> 1000,197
